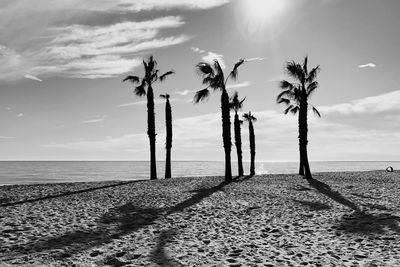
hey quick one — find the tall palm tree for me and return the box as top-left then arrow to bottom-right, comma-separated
276,56 -> 321,179
243,112 -> 257,176
193,59 -> 245,181
230,91 -> 246,176
160,94 -> 172,179
123,56 -> 174,180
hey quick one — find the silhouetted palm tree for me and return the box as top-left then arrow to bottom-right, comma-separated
230,91 -> 246,176
243,112 -> 257,175
193,59 -> 245,181
123,56 -> 174,180
160,94 -> 172,179
277,56 -> 321,179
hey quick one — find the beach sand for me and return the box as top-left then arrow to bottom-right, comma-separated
1,171 -> 399,266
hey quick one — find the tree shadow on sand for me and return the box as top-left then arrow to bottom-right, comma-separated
292,199 -> 331,211
14,203 -> 164,261
307,177 -> 400,236
307,178 -> 361,212
149,229 -> 183,267
14,178 -> 234,262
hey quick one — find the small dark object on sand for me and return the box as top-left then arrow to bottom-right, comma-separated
386,166 -> 394,172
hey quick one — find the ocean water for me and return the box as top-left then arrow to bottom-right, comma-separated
0,161 -> 399,185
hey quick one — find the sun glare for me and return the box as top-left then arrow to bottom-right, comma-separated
236,0 -> 290,38
245,0 -> 287,20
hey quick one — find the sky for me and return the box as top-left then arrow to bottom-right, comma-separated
1,0 -> 400,161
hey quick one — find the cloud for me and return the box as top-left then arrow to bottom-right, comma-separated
191,47 -> 205,54
0,136 -> 15,139
24,74 -> 42,82
5,107 -> 11,111
226,81 -> 251,89
81,115 -> 107,124
17,113 -> 23,117
358,63 -> 376,68
175,89 -> 196,96
0,8 -> 192,80
118,98 -> 180,107
202,52 -> 225,69
245,57 -> 264,62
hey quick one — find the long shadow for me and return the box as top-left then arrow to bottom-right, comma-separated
337,212 -> 400,235
12,203 -> 164,260
150,229 -> 183,267
292,199 -> 331,211
237,175 -> 254,182
307,178 -> 361,212
13,178 -> 233,261
351,193 -> 381,200
166,179 -> 231,215
1,181 -> 140,207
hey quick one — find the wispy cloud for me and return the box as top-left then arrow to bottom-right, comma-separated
118,98 -> 181,107
191,46 -> 225,69
175,89 -> 196,96
358,63 -> 376,68
0,136 -> 15,139
24,74 -> 42,82
17,113 -> 23,117
245,57 -> 264,62
0,5 -> 197,80
226,81 -> 252,89
81,115 -> 107,124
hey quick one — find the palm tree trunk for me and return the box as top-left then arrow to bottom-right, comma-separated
234,113 -> 244,176
298,115 -> 304,176
249,120 -> 255,175
299,96 -> 312,179
147,85 -> 157,180
165,99 -> 172,178
221,89 -> 232,181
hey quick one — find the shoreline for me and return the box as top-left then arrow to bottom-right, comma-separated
1,170 -> 399,266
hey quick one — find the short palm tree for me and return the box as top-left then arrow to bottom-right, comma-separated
193,59 -> 245,181
160,94 -> 172,179
123,56 -> 174,180
243,112 -> 257,175
230,91 -> 246,176
276,56 -> 320,179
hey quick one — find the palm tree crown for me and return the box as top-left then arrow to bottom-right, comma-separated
229,91 -> 246,114
193,59 -> 244,103
276,56 -> 321,117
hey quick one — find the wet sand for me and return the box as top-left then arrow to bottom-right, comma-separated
1,171 -> 399,266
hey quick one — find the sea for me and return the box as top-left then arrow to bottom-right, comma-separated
0,161 -> 399,185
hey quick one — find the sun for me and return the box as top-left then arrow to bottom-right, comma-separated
243,0 -> 287,21
235,0 -> 290,39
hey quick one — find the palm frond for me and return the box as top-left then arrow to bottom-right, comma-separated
303,56 -> 308,76
195,62 -> 214,77
150,70 -> 159,82
147,56 -> 156,72
290,106 -> 299,114
213,60 -> 224,76
307,81 -> 319,96
160,94 -> 170,99
279,80 -> 295,90
193,88 -> 210,103
286,61 -> 305,83
284,105 -> 294,114
134,81 -> 146,97
277,90 -> 295,102
306,65 -> 320,83
243,112 -> 256,122
159,70 -> 174,82
229,91 -> 246,111
312,106 -> 321,117
123,75 -> 140,84
277,97 -> 290,105
230,59 -> 245,81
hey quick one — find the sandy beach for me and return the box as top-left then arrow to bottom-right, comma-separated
1,171 -> 399,266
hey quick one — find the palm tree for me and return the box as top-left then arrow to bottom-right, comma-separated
243,112 -> 257,176
193,59 -> 245,181
230,91 -> 246,176
123,56 -> 174,180
160,94 -> 172,179
276,56 -> 321,179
